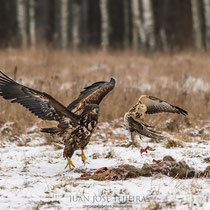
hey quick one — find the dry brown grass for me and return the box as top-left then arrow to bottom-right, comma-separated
164,138 -> 184,148
0,47 -> 210,135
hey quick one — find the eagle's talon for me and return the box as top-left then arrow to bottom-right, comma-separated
139,134 -> 143,140
77,150 -> 86,164
65,158 -> 75,169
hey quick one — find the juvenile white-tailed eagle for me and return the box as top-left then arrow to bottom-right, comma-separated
0,71 -> 115,169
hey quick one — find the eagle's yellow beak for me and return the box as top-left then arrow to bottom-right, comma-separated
93,107 -> 99,114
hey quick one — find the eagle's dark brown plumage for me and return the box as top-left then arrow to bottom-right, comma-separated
0,71 -> 115,169
67,78 -> 116,114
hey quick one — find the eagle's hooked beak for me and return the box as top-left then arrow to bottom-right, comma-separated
93,107 -> 99,114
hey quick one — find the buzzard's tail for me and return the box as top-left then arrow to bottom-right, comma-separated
41,127 -> 59,134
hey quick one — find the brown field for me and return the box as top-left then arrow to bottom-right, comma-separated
0,48 -> 210,209
0,47 -> 210,135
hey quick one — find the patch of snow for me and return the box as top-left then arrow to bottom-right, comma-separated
0,122 -> 14,133
16,78 -> 35,88
59,83 -> 72,91
124,75 -> 210,94
87,64 -> 110,72
183,76 -> 210,92
0,122 -> 209,209
26,125 -> 39,133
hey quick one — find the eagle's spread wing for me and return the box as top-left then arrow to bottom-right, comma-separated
128,115 -> 165,140
139,95 -> 188,116
67,78 -> 115,113
0,71 -> 78,123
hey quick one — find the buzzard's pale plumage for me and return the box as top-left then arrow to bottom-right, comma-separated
0,71 -> 116,169
129,104 -> 148,125
131,95 -> 188,125
124,110 -> 164,140
124,105 -> 164,149
125,95 -> 188,154
138,95 -> 188,116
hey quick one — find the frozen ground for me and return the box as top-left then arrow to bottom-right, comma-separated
0,121 -> 210,210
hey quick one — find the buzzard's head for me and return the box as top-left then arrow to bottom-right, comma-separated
136,104 -> 147,114
138,95 -> 146,104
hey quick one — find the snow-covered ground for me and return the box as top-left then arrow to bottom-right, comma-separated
0,122 -> 210,210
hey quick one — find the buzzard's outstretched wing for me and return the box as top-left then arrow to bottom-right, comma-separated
128,116 -> 165,140
0,71 -> 78,123
139,95 -> 188,116
67,78 -> 115,113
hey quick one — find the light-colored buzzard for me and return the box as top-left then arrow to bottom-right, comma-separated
124,105 -> 165,150
125,95 -> 188,154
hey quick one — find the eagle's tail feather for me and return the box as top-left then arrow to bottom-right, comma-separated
40,127 -> 59,134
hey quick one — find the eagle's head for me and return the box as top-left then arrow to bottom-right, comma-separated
80,104 -> 99,131
81,104 -> 99,118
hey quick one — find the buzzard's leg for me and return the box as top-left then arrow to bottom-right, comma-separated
142,117 -> 150,127
78,150 -> 86,164
143,121 -> 150,126
65,158 -> 75,169
131,132 -> 141,147
141,114 -> 151,127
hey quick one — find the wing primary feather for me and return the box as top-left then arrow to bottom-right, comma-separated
0,71 -> 16,82
141,95 -> 188,116
173,105 -> 188,116
67,78 -> 115,112
127,115 -> 165,140
0,71 -> 78,123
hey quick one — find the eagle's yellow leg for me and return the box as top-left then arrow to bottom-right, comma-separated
139,134 -> 143,140
65,158 -> 75,169
78,150 -> 86,164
